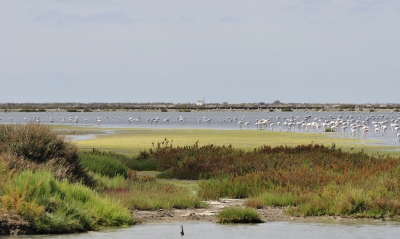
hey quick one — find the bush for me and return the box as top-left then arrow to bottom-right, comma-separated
120,156 -> 157,171
217,207 -> 263,223
1,170 -> 134,233
0,123 -> 94,187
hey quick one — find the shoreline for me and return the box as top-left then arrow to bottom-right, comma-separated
1,199 -> 394,235
133,199 -> 392,225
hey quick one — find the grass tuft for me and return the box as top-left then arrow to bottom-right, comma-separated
217,207 -> 263,223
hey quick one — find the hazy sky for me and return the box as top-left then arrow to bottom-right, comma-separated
1,0 -> 399,104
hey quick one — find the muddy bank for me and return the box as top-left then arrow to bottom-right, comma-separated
0,213 -> 33,235
1,199 -> 391,235
133,198 -> 389,224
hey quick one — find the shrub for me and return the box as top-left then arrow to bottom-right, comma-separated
217,207 -> 263,223
0,123 -> 94,187
1,170 -> 134,233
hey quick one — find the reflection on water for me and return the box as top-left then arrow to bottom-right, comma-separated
4,222 -> 400,239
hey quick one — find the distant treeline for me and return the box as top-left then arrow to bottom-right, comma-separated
0,102 -> 399,112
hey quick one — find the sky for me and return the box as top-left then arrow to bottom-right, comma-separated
1,0 -> 399,104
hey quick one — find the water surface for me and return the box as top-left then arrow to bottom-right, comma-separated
5,222 -> 400,239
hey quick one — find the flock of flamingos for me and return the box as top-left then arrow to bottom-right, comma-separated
1,111 -> 400,144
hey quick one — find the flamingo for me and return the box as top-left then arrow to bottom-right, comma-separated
381,125 -> 388,136
374,127 -> 380,136
361,126 -> 369,139
270,122 -> 276,131
238,120 -> 244,129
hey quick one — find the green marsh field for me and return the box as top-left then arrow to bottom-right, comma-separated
53,125 -> 400,157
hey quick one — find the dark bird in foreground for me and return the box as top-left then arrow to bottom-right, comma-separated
180,225 -> 184,236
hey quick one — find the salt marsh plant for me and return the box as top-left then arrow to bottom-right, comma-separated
0,123 -> 94,186
80,148 -> 157,172
80,150 -> 129,178
100,179 -> 204,210
139,140 -> 400,219
0,170 -> 134,233
217,207 -> 262,223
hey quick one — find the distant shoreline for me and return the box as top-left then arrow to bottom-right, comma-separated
1,102 -> 399,113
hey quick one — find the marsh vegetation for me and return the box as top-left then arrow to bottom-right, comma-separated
1,123 -> 400,235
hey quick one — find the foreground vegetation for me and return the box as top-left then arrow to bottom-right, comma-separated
0,124 -> 134,234
2,123 -> 400,235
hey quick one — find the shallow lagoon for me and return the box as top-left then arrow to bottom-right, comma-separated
1,110 -> 400,146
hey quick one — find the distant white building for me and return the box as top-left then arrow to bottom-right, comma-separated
196,99 -> 205,106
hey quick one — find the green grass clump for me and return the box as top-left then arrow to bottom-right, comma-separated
124,181 -> 204,210
217,207 -> 263,223
80,151 -> 129,178
0,170 -> 134,233
198,173 -> 269,199
253,191 -> 297,207
91,173 -> 128,190
80,148 -> 157,172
